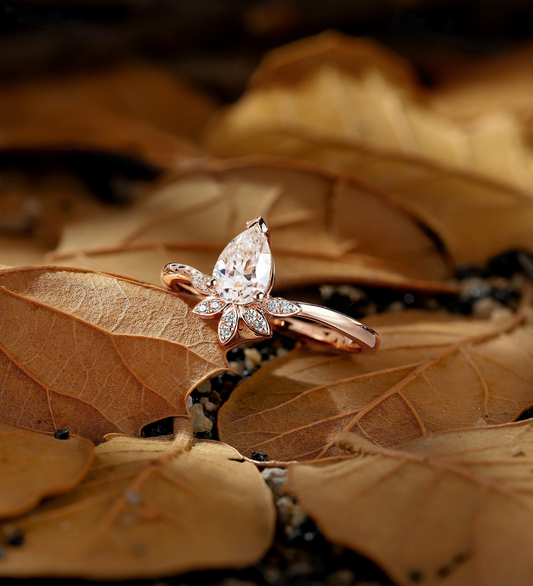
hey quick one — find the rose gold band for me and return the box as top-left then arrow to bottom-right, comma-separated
270,302 -> 379,353
162,266 -> 379,354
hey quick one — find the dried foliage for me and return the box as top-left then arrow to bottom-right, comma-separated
0,422 -> 94,519
2,26 -> 533,584
0,64 -> 214,167
0,435 -> 275,579
0,171 -> 114,267
49,158 -> 454,291
204,129 -> 533,265
0,265 -> 228,444
430,42 -> 533,120
286,422 -> 533,586
206,31 -> 533,192
219,298 -> 533,460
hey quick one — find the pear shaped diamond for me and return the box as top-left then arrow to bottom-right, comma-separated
213,223 -> 273,305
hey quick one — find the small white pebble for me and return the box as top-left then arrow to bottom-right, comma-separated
190,403 -> 213,433
244,347 -> 262,371
276,495 -> 306,528
196,380 -> 211,394
336,285 -> 365,302
490,307 -> 514,323
262,467 -> 287,494
326,568 -> 356,586
319,285 -> 335,299
460,277 -> 491,298
473,297 -> 503,319
386,301 -> 405,313
229,360 -> 244,375
512,273 -> 526,289
276,347 -> 288,358
186,395 -> 193,409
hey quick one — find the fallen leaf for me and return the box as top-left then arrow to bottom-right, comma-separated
429,42 -> 533,121
218,296 -> 533,461
0,238 -> 48,269
0,171 -> 116,267
0,421 -> 94,519
205,129 -> 533,264
205,31 -> 533,193
0,63 -> 214,168
0,265 -> 229,444
49,158 -> 454,292
286,421 -> 533,586
0,435 -> 275,579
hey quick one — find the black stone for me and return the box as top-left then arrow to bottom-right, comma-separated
140,418 -> 174,438
455,264 -> 481,280
227,347 -> 245,361
7,531 -> 24,547
195,431 -> 213,440
203,410 -> 217,424
54,429 -> 70,440
487,250 -> 523,277
251,450 -> 269,462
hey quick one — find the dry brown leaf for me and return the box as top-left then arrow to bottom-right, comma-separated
0,171 -> 116,267
206,129 -> 533,264
0,265 -> 229,444
218,298 -> 533,461
429,42 -> 533,121
0,63 -> 215,167
0,238 -> 48,268
0,421 -> 94,519
205,31 -> 533,193
49,158 -> 454,292
0,435 -> 275,579
286,422 -> 533,586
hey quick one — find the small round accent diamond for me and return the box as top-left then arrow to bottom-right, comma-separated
267,299 -> 280,313
281,301 -> 292,313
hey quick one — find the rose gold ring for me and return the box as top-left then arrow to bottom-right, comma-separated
161,217 -> 379,354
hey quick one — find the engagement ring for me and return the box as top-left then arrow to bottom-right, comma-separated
162,217 -> 379,353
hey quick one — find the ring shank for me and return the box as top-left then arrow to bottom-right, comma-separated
271,302 -> 379,353
162,264 -> 379,354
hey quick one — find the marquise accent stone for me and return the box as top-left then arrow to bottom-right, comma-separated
193,296 -> 227,317
218,306 -> 239,345
241,307 -> 271,336
264,297 -> 300,317
213,224 -> 272,305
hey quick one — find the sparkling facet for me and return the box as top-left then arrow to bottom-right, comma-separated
244,309 -> 258,323
264,297 -> 300,317
213,224 -> 272,305
281,300 -> 293,313
267,299 -> 280,313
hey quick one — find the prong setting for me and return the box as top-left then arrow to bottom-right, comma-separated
183,218 -> 292,346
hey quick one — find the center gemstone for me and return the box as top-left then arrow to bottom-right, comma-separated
213,224 -> 273,304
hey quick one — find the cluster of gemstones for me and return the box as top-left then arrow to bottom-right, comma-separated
190,219 -> 300,345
